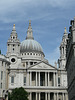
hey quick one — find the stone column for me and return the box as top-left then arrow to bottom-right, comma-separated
48,93 -> 50,100
27,72 -> 29,86
48,72 -> 50,86
30,72 -> 32,86
45,93 -> 47,100
56,73 -> 58,86
36,72 -> 37,86
57,93 -> 58,100
53,72 -> 55,86
39,72 -> 40,86
45,72 -> 47,86
36,92 -> 37,100
65,93 -> 68,100
63,93 -> 64,100
39,92 -> 40,100
54,93 -> 56,100
30,93 -> 32,100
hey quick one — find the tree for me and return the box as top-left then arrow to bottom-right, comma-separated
8,87 -> 28,100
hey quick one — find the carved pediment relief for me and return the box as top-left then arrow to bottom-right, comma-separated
29,62 -> 56,70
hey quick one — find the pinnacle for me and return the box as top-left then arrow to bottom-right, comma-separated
64,27 -> 67,34
12,24 -> 16,31
26,20 -> 34,40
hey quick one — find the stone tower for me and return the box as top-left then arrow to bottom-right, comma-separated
58,27 -> 68,69
58,28 -> 68,87
6,24 -> 20,57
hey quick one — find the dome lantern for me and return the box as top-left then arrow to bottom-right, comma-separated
26,20 -> 34,40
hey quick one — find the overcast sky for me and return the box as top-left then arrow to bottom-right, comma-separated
0,0 -> 75,65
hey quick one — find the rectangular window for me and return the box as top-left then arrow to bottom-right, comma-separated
1,71 -> 3,80
58,77 -> 60,86
24,77 -> 26,86
11,76 -> 14,84
0,83 -> 2,89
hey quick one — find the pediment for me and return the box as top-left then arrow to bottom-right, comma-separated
29,61 -> 56,70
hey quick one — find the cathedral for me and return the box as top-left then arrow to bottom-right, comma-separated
0,20 -> 68,100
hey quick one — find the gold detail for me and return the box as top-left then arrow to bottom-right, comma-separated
65,27 -> 66,30
13,24 -> 15,26
64,27 -> 66,32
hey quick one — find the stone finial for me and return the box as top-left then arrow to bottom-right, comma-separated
11,24 -> 17,36
64,27 -> 67,34
12,24 -> 16,31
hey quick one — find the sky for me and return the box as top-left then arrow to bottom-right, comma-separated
0,0 -> 75,65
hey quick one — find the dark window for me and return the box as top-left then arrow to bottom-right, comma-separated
1,71 -> 3,80
11,58 -> 15,62
30,62 -> 33,65
30,53 -> 32,55
1,83 -> 2,88
32,73 -> 35,81
34,62 -> 37,64
11,76 -> 14,83
24,77 -> 26,85
13,48 -> 14,51
13,37 -> 15,39
27,53 -> 29,55
58,77 -> 60,86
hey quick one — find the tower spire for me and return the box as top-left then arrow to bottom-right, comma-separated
11,24 -> 17,34
26,20 -> 34,40
10,24 -> 17,39
64,27 -> 67,34
13,24 -> 16,30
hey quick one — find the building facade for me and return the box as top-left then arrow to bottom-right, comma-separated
66,17 -> 75,100
0,20 -> 68,100
0,55 -> 10,100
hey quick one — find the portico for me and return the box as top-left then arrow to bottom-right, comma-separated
29,92 -> 68,100
28,71 -> 57,87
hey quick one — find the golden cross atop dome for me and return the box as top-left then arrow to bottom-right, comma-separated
13,24 -> 15,26
65,27 -> 66,30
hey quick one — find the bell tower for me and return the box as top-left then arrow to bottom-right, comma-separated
6,24 -> 20,57
58,27 -> 68,69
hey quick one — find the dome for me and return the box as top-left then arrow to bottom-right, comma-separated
20,39 -> 43,53
20,20 -> 44,55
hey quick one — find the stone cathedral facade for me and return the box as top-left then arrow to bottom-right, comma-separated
0,21 -> 68,100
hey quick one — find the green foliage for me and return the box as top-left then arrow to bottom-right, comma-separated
8,87 -> 28,100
